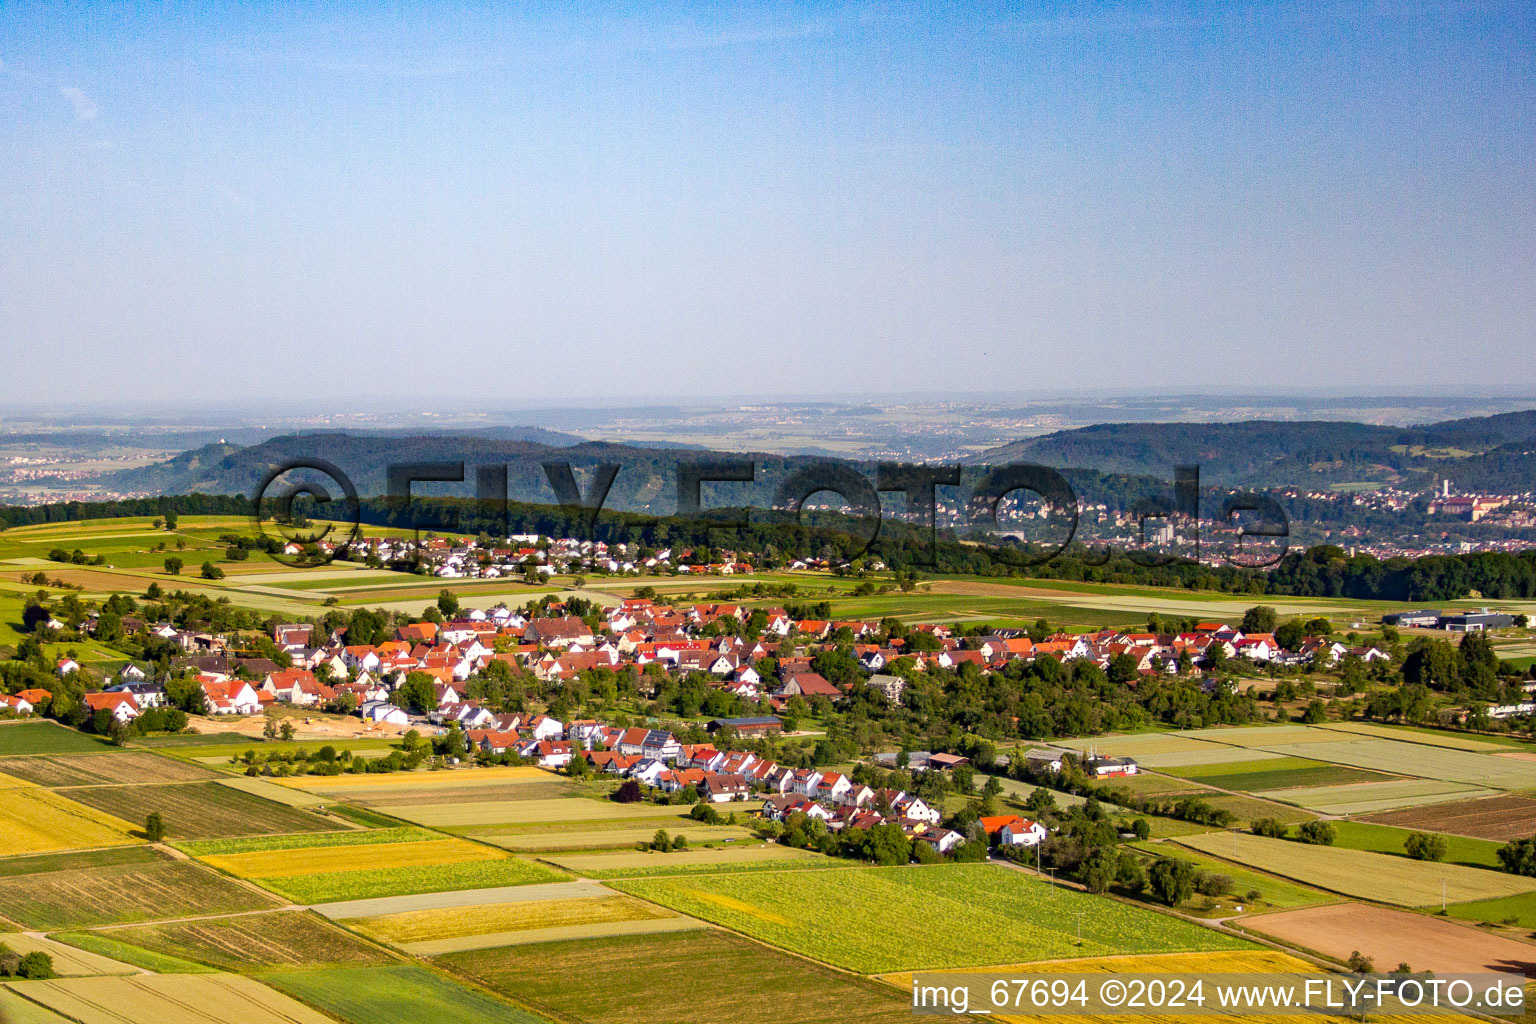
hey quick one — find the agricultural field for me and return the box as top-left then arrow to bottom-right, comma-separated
1254,738 -> 1536,790
1198,792 -> 1316,826
0,752 -> 216,787
612,863 -> 1249,973
1445,891 -> 1536,930
0,847 -> 280,930
0,973 -> 337,1024
1124,842 -> 1338,916
214,775 -> 331,806
538,842 -> 834,878
1361,794 -> 1536,841
1173,831 -> 1536,906
95,911 -> 397,971
184,826 -> 567,903
1326,820 -> 1505,869
309,880 -> 608,921
1054,733 -> 1219,758
1160,756 -> 1394,792
0,987 -> 73,1024
382,796 -> 692,829
260,965 -> 549,1024
1130,747 -> 1287,769
273,764 -> 554,797
350,894 -> 698,954
0,721 -> 111,755
0,935 -> 137,977
0,787 -> 141,856
1243,903 -> 1536,976
1256,778 -> 1497,815
440,929 -> 921,1024
1320,721 -> 1521,752
479,823 -> 757,852
55,780 -> 342,839
47,933 -> 219,975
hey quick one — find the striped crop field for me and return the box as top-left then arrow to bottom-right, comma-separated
199,837 -> 506,878
612,864 -> 1249,973
1256,779 -> 1497,815
0,753 -> 215,787
1172,831 -> 1536,906
386,797 -> 692,828
0,787 -> 141,856
349,894 -> 700,954
0,974 -> 337,1024
539,843 -> 832,878
93,911 -> 397,971
183,826 -> 568,903
0,935 -> 137,977
474,823 -> 755,853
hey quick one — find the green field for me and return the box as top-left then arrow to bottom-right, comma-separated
179,826 -> 443,857
0,848 -> 280,930
439,929 -> 923,1024
0,721 -> 112,755
612,863 -> 1249,973
261,965 -> 549,1024
56,780 -> 342,839
261,857 -> 566,904
96,911 -> 396,971
1444,891 -> 1536,929
1161,756 -> 1394,792
182,826 -> 568,903
1125,841 -> 1338,916
48,932 -> 221,975
1173,831 -> 1536,906
1325,820 -> 1505,869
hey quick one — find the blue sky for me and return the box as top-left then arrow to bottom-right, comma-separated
1,2 -> 1532,407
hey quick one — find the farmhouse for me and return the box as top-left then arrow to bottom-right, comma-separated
84,691 -> 140,722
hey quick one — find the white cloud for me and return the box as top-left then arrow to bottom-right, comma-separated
60,85 -> 98,120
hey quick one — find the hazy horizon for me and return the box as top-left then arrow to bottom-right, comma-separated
3,2 -> 1533,404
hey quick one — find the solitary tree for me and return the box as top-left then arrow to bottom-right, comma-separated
1148,856 -> 1196,906
1497,836 -> 1536,876
145,811 -> 166,842
163,557 -> 183,575
1403,832 -> 1448,862
1296,821 -> 1337,846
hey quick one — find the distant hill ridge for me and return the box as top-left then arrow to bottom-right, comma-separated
972,409 -> 1536,488
86,408 -> 1536,505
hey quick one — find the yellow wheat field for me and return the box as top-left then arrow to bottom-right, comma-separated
351,893 -> 676,944
200,837 -> 502,878
0,788 -> 141,856
0,974 -> 336,1024
274,765 -> 549,790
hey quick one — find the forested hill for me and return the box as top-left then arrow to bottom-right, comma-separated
973,411 -> 1536,489
94,433 -> 794,512
85,432 -> 1180,515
